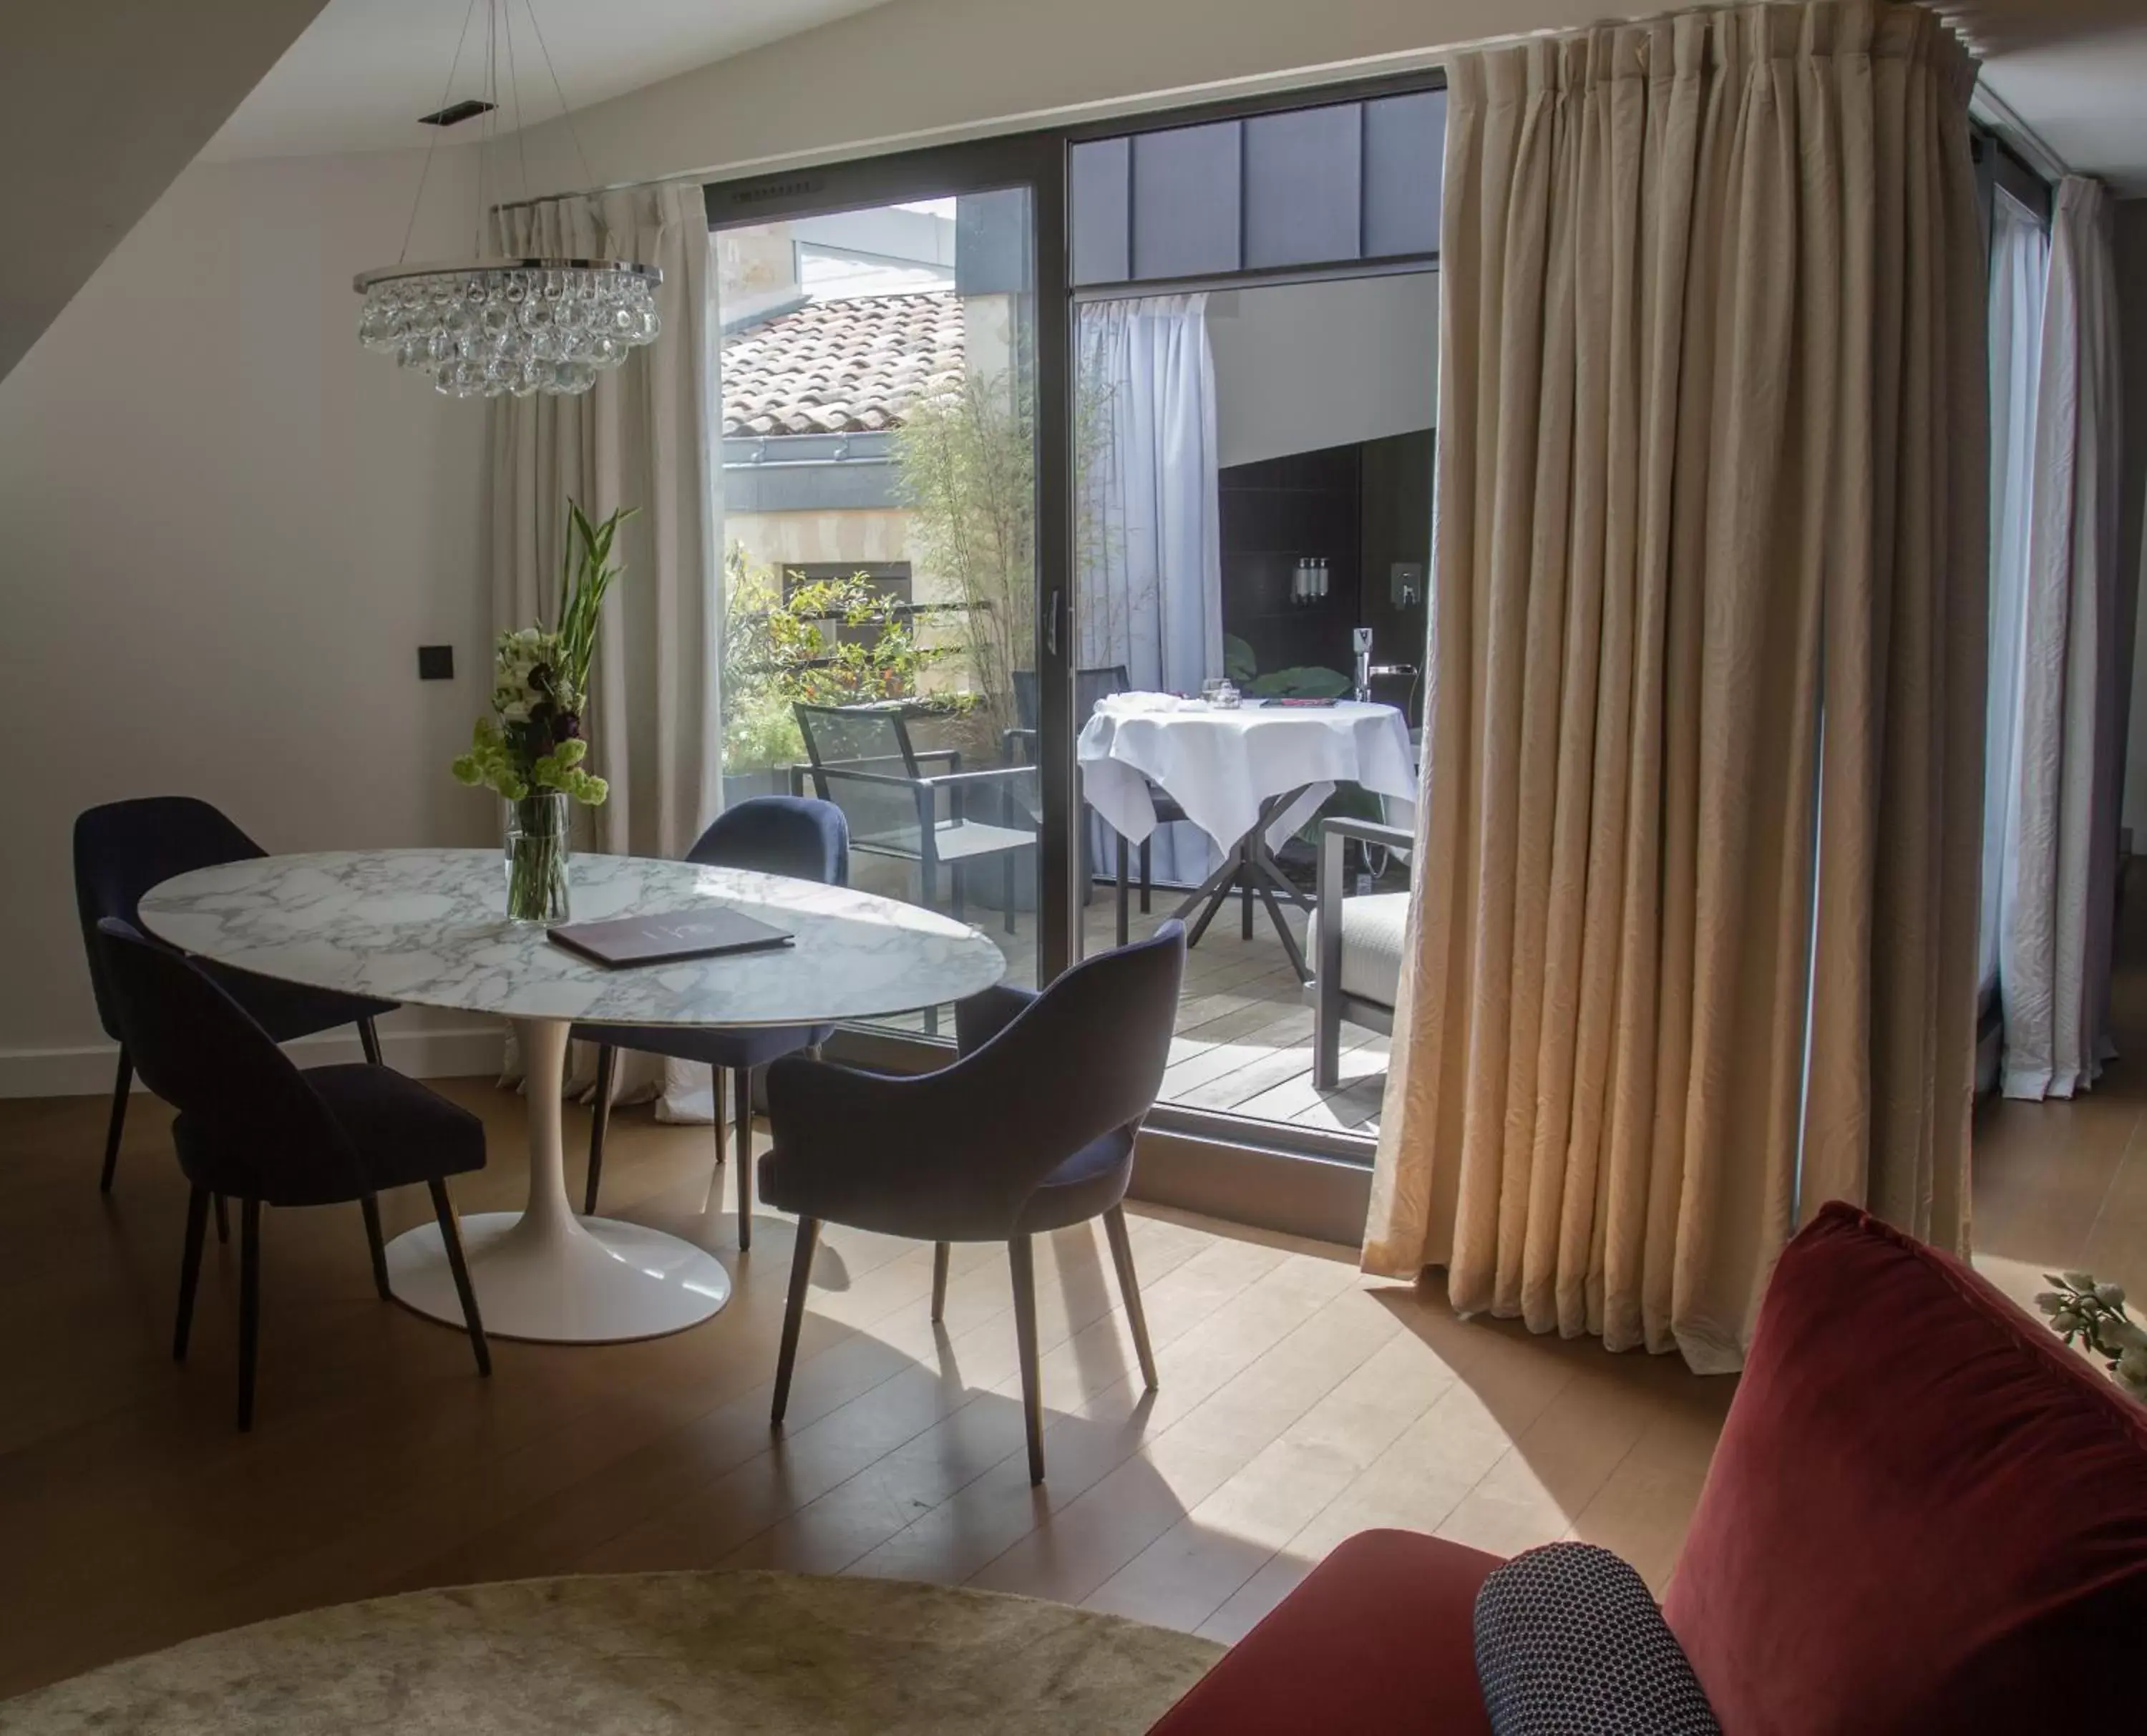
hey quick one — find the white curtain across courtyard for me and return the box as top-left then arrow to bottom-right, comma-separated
1076,294 -> 1223,887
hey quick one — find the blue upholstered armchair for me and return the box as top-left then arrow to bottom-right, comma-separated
759,920 -> 1186,1484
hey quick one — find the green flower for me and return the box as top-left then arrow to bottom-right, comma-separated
449,754 -> 482,786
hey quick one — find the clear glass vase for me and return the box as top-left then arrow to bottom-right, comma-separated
504,790 -> 571,924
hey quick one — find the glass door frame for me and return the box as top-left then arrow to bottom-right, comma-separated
707,132 -> 1083,1008
704,65 -> 1449,1173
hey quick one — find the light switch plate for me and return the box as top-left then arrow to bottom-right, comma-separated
417,645 -> 454,681
1391,562 -> 1425,608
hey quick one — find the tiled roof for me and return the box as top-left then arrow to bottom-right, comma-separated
721,291 -> 965,438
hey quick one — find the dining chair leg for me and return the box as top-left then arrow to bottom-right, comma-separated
1009,1234 -> 1046,1483
1241,865 -> 1255,940
1140,837 -> 1154,915
1103,1205 -> 1159,1392
428,1179 -> 491,1377
173,1184 -> 209,1361
214,1191 -> 230,1244
583,1043 -> 617,1216
236,1199 -> 262,1432
1116,835 -> 1131,948
772,1217 -> 821,1426
931,1241 -> 950,1323
99,1049 -> 132,1191
711,1065 -> 729,1166
1002,852 -> 1017,935
357,1016 -> 384,1066
733,1066 -> 756,1252
359,1192 -> 391,1300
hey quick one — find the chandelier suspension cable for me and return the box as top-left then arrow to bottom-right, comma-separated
519,0 -> 596,201
502,0 -> 533,219
399,0 -> 482,266
474,0 -> 497,257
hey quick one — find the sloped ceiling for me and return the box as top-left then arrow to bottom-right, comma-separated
0,1 -> 331,383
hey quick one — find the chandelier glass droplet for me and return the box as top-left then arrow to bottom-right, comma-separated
355,259 -> 661,398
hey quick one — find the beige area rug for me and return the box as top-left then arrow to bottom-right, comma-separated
0,1571 -> 1222,1735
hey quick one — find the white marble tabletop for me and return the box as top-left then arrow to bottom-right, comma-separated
138,849 -> 1007,1028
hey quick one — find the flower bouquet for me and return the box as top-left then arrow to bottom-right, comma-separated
452,501 -> 632,922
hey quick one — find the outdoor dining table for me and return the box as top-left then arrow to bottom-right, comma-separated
138,849 -> 1006,1345
1076,696 -> 1417,981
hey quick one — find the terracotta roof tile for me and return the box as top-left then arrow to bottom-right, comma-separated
721,291 -> 965,438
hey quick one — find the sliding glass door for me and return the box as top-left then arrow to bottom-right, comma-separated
701,77 -> 1443,1169
706,140 -> 1076,1048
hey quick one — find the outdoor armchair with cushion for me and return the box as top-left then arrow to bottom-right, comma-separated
1308,814 -> 1412,1089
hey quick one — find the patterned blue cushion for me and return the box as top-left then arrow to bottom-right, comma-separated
1473,1543 -> 1721,1736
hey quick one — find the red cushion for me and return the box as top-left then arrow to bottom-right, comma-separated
1144,1529 -> 1497,1735
1664,1200 -> 2147,1735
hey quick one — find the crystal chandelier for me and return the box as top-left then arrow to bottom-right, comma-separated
354,1 -> 661,397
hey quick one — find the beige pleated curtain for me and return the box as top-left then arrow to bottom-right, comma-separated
487,182 -> 723,1117
1365,1 -> 1987,1372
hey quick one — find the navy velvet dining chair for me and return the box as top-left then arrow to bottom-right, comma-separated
573,796 -> 849,1252
74,796 -> 398,1194
93,920 -> 489,1431
760,920 -> 1186,1484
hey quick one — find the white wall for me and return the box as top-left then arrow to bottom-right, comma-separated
0,146 -> 497,1092
509,0 -> 1612,196
1207,274 -> 1438,471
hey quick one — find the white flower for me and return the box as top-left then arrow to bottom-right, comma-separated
2096,1283 -> 2127,1307
2035,1292 -> 2066,1313
2053,1310 -> 2083,1333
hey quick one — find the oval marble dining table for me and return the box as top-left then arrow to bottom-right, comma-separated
137,849 -> 1007,1345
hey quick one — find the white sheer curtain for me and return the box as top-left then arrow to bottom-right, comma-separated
1076,294 -> 1222,886
488,183 -> 723,1120
1980,192 -> 2048,1008
1997,177 -> 2123,1101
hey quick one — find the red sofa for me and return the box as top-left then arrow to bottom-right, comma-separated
1148,1202 -> 2147,1734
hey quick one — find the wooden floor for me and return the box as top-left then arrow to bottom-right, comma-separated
5,875 -> 2143,1702
0,1083 -> 1712,1701
1969,868 -> 2147,1317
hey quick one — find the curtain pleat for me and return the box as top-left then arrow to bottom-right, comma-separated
1365,1 -> 1985,1369
487,183 -> 721,1118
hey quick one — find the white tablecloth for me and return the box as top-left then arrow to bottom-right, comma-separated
1077,696 -> 1418,854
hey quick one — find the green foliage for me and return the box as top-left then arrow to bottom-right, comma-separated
1248,665 -> 1352,699
720,548 -> 970,771
1225,635 -> 1258,687
892,366 -> 1033,741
